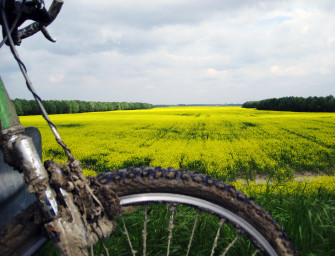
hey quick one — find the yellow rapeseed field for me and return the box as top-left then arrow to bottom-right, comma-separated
21,107 -> 335,256
19,107 -> 335,190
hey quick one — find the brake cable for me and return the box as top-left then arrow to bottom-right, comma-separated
0,0 -> 73,159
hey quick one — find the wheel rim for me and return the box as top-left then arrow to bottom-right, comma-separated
117,193 -> 278,256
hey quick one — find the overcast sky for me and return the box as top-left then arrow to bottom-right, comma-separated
1,0 -> 335,104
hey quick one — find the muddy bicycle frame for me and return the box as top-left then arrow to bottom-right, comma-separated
0,75 -> 64,247
0,1 -> 105,254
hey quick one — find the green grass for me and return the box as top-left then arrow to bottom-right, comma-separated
39,204 -> 257,256
249,184 -> 335,256
38,183 -> 335,256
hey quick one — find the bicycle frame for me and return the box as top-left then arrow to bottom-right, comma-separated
1,74 -> 118,256
0,75 -> 61,239
0,77 -> 87,255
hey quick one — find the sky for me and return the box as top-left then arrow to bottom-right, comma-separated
1,0 -> 335,105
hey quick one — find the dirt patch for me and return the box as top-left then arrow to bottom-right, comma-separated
293,171 -> 327,181
237,172 -> 328,184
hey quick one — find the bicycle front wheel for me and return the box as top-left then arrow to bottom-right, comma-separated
92,167 -> 298,256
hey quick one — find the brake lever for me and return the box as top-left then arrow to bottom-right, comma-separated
40,25 -> 56,42
17,0 -> 63,42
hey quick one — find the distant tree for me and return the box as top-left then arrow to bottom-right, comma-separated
43,100 -> 57,114
325,95 -> 335,112
9,99 -> 152,115
89,102 -> 96,112
54,101 -> 64,114
243,95 -> 335,112
19,100 -> 30,115
62,100 -> 72,113
71,101 -> 80,113
12,98 -> 24,116
78,101 -> 87,113
30,100 -> 40,115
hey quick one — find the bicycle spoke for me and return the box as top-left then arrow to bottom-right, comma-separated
142,204 -> 148,256
90,245 -> 94,256
121,214 -> 137,256
166,204 -> 177,256
90,177 -> 294,256
101,240 -> 110,256
185,209 -> 200,256
220,235 -> 239,256
210,218 -> 225,256
252,249 -> 260,256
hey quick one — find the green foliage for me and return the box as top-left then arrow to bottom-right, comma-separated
38,183 -> 335,256
121,156 -> 152,168
12,98 -> 23,116
243,95 -> 335,112
11,98 -> 153,116
247,183 -> 335,256
181,159 -> 207,174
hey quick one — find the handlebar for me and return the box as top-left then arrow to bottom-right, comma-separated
18,0 -> 64,42
0,0 -> 64,46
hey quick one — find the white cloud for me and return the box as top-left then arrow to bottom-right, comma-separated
196,89 -> 208,94
48,74 -> 64,83
203,68 -> 229,79
145,85 -> 155,89
1,0 -> 335,104
270,65 -> 307,77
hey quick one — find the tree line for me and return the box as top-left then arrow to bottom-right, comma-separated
242,95 -> 335,112
12,99 -> 153,116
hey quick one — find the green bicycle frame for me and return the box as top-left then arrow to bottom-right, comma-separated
0,75 -> 59,224
0,76 -> 21,130
0,76 -> 95,255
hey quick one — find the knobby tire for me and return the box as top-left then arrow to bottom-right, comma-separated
92,167 -> 298,256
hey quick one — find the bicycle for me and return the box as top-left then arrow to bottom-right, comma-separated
0,1 -> 299,255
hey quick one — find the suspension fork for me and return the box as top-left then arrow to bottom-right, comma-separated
0,76 -> 60,238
